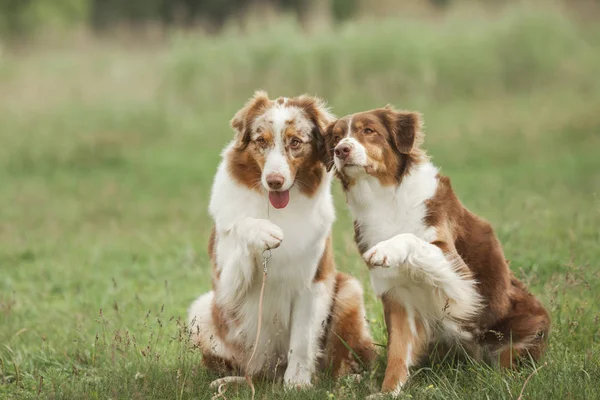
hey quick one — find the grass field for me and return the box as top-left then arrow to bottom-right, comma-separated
1,3 -> 600,399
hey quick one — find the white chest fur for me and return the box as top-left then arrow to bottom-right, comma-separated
346,162 -> 479,336
347,163 -> 456,323
347,162 -> 439,247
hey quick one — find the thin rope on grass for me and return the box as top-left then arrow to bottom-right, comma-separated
211,383 -> 228,400
243,267 -> 269,400
211,199 -> 273,400
210,250 -> 271,400
241,199 -> 274,400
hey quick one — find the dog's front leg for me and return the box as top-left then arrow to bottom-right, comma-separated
216,217 -> 283,306
284,282 -> 330,389
364,233 -> 478,306
373,295 -> 427,398
362,233 -> 418,269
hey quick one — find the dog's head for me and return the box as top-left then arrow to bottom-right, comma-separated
228,91 -> 334,209
322,106 -> 425,187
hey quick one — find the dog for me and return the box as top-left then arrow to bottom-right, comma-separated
187,92 -> 374,389
322,106 -> 550,396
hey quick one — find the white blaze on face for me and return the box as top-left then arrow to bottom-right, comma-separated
260,106 -> 294,191
334,116 -> 369,172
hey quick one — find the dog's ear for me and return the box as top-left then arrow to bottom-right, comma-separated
291,95 -> 336,170
321,121 -> 337,172
379,105 -> 423,154
230,90 -> 271,149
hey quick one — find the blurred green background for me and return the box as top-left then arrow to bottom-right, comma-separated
1,0 -> 599,399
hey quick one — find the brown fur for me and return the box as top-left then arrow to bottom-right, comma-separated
425,175 -> 514,327
227,144 -> 263,193
325,106 -> 551,392
211,300 -> 230,346
227,92 -> 333,197
380,294 -> 427,392
324,107 -> 428,188
353,221 -> 369,255
313,236 -> 335,282
230,90 -> 272,150
324,272 -> 376,377
202,353 -> 235,375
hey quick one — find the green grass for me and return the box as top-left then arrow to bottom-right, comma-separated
1,3 -> 600,399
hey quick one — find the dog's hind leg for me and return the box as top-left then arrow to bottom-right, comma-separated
188,291 -> 238,375
483,278 -> 550,368
375,295 -> 428,398
325,272 -> 375,378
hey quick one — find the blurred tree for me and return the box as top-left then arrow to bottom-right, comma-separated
332,0 -> 357,22
90,0 -> 163,29
0,0 -> 33,36
0,0 -> 88,37
0,0 -> 460,38
430,0 -> 451,7
90,0 -> 253,31
89,0 -> 330,32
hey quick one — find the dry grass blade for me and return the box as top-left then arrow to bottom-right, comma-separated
517,362 -> 547,400
37,375 -> 43,397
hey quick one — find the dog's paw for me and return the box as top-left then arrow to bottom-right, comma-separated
249,219 -> 284,250
284,379 -> 312,391
367,385 -> 404,399
363,243 -> 392,268
209,376 -> 246,389
363,237 -> 410,268
283,366 -> 312,390
366,393 -> 396,400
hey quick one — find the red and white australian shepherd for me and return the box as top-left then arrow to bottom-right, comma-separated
323,106 -> 550,396
188,92 -> 374,388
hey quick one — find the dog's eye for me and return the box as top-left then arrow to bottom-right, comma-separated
256,137 -> 267,147
289,138 -> 302,149
333,136 -> 341,145
363,128 -> 374,134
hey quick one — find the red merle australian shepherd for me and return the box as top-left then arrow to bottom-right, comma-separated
187,92 -> 374,389
322,106 -> 550,397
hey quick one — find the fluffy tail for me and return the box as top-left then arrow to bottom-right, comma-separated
407,247 -> 482,321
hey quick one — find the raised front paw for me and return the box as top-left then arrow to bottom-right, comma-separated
249,219 -> 284,250
363,237 -> 410,268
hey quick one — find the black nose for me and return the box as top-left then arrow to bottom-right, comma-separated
334,143 -> 352,160
266,173 -> 284,190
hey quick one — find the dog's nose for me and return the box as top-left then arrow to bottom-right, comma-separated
334,143 -> 352,160
266,173 -> 285,190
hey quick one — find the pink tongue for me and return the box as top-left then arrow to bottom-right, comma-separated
269,190 -> 290,209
